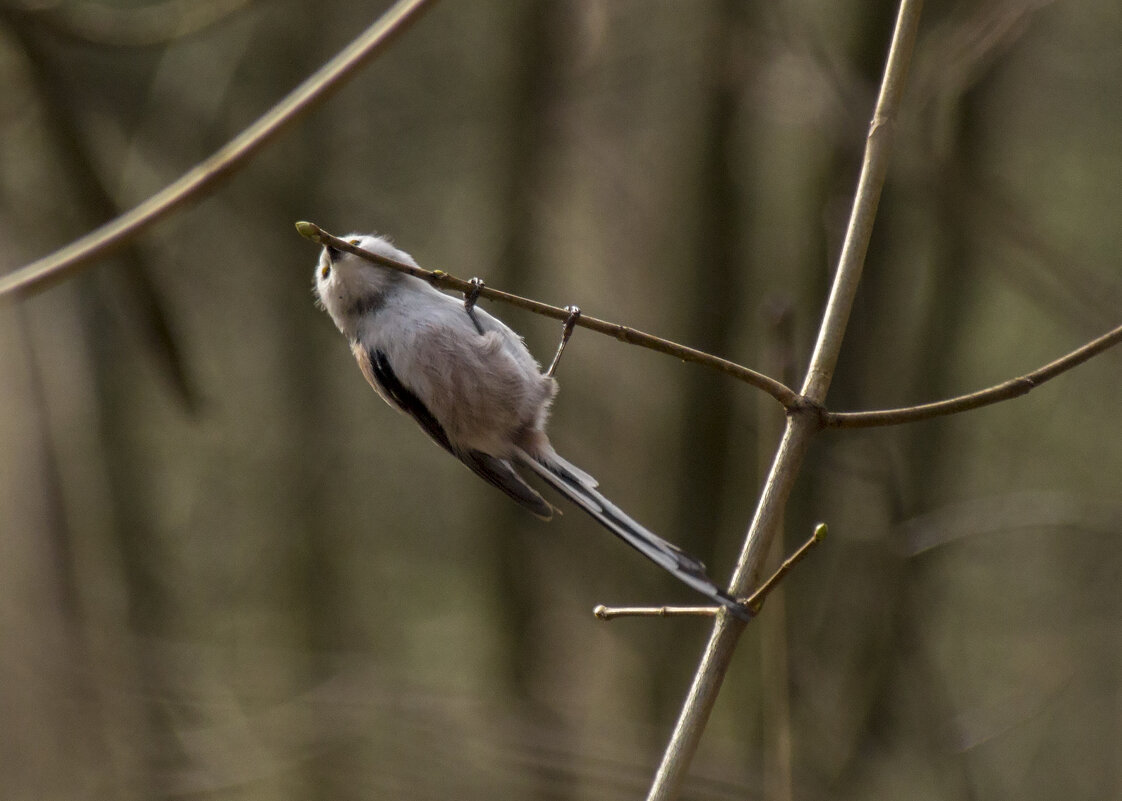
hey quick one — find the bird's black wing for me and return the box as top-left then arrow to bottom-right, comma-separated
358,347 -> 554,519
364,347 -> 454,452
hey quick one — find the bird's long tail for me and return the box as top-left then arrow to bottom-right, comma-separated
514,448 -> 752,622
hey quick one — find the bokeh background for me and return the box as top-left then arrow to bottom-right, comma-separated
3,1 -> 1122,799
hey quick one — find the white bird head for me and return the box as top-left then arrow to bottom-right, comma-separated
313,233 -> 417,339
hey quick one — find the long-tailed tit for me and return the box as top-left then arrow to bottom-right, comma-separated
313,233 -> 750,620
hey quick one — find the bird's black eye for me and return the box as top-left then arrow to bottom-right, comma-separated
320,264 -> 331,280
348,238 -> 361,246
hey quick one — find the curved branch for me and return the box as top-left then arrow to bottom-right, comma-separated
825,319 -> 1122,428
296,223 -> 801,408
0,0 -> 437,301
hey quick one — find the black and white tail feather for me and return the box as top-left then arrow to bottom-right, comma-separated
514,448 -> 751,621
312,231 -> 751,621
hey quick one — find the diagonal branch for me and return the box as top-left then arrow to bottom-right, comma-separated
0,0 -> 437,302
825,319 -> 1122,428
645,3 -> 926,800
295,222 -> 802,408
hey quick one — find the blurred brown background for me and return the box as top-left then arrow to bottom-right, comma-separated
2,1 -> 1122,799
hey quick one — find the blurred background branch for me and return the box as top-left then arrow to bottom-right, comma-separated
8,0 -> 256,47
0,0 -> 436,300
1,4 -> 199,409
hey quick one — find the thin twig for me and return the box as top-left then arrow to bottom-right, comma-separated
593,605 -> 720,621
645,3 -> 925,800
743,523 -> 827,613
0,0 -> 437,301
825,320 -> 1122,427
295,222 -> 802,408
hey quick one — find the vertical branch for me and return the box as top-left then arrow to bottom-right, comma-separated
798,5 -> 922,405
645,2 -> 925,799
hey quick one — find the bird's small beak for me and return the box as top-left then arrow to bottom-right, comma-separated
324,244 -> 341,262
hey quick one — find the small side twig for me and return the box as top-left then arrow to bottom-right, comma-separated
593,524 -> 827,622
743,523 -> 827,614
824,320 -> 1122,428
594,605 -> 720,621
295,222 -> 801,408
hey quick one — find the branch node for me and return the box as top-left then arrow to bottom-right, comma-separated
789,395 -> 829,428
